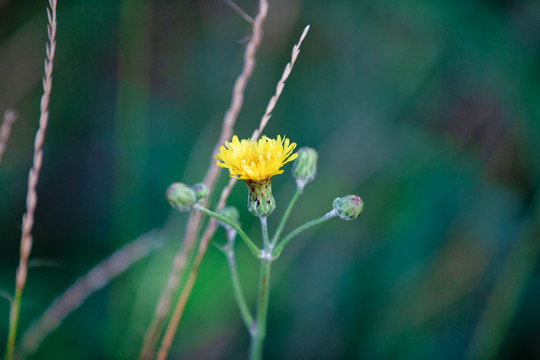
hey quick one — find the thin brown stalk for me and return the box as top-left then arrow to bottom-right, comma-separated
211,24 -> 310,215
225,0 -> 254,25
5,2 -> 57,359
17,232 -> 164,358
253,24 -> 310,139
155,24 -> 310,360
139,1 -> 269,358
0,109 -> 17,167
155,258 -> 199,360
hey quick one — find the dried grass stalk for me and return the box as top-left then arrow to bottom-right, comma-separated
140,1 -> 269,359
225,0 -> 254,24
5,2 -> 57,358
253,24 -> 310,138
17,232 -> 164,358
0,110 -> 17,167
213,24 -> 311,217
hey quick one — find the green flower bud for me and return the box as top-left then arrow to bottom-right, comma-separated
332,194 -> 364,221
293,147 -> 318,189
245,178 -> 276,217
166,182 -> 196,212
218,206 -> 240,226
192,182 -> 209,200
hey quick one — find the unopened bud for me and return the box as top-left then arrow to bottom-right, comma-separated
293,147 -> 318,189
192,182 -> 209,200
166,182 -> 196,212
332,195 -> 364,221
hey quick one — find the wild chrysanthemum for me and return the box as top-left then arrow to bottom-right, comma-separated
215,135 -> 298,182
216,135 -> 298,216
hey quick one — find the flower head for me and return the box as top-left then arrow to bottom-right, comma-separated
292,147 -> 318,190
333,195 -> 364,221
215,135 -> 298,182
166,182 -> 196,212
192,183 -> 209,200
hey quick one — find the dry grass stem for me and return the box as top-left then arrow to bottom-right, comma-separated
225,0 -> 254,25
5,2 -> 57,358
17,0 -> 56,293
0,290 -> 13,303
140,1 -> 269,358
155,261 -> 199,360
209,24 -> 311,219
253,24 -> 310,139
18,232 -> 164,358
155,23 -> 311,360
0,110 -> 17,167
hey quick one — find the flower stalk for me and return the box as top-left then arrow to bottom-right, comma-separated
249,216 -> 273,360
226,241 -> 254,330
194,204 -> 261,257
218,213 -> 255,331
273,210 -> 338,257
270,186 -> 303,248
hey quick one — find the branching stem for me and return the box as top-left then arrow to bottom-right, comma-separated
273,210 -> 337,257
224,236 -> 254,330
270,187 -> 302,248
194,204 -> 261,257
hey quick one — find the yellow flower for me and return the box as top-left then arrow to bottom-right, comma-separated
215,135 -> 298,182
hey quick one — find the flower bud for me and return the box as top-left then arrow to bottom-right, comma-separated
246,178 -> 276,217
293,147 -> 318,189
166,182 -> 196,212
332,195 -> 364,221
218,206 -> 240,226
192,182 -> 209,200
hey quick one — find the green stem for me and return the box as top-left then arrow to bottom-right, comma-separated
273,210 -> 337,257
223,230 -> 254,330
248,216 -> 273,360
249,257 -> 272,360
260,216 -> 270,251
226,248 -> 254,330
5,287 -> 22,360
270,187 -> 302,248
194,205 -> 261,257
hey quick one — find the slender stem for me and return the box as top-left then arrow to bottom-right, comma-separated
247,216 -> 273,360
6,289 -> 22,360
273,210 -> 337,257
19,232 -> 163,358
6,2 -> 57,358
141,2 -> 269,356
156,266 -> 198,360
194,204 -> 261,257
0,110 -> 17,168
249,258 -> 272,360
226,241 -> 254,330
155,225 -> 205,360
224,0 -> 254,24
260,216 -> 270,251
270,187 -> 302,248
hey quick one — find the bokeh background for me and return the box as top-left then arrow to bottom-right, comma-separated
1,0 -> 540,359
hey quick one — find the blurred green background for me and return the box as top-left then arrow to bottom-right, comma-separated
1,0 -> 540,359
